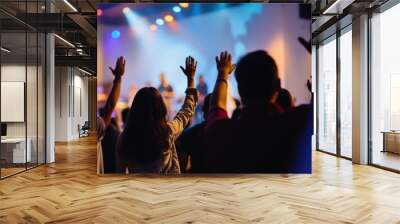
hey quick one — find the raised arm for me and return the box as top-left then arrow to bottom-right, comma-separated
169,56 -> 198,138
210,51 -> 236,112
180,56 -> 196,89
101,56 -> 126,127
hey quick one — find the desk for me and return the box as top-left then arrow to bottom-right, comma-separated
1,138 -> 31,163
382,131 -> 400,154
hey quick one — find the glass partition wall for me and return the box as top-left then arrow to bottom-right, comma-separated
317,35 -> 337,155
0,1 -> 46,179
370,2 -> 400,171
316,26 -> 353,159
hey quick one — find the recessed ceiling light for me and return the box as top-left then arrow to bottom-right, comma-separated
78,67 -> 93,76
54,34 -> 75,48
1,47 -> 11,53
63,0 -> 78,12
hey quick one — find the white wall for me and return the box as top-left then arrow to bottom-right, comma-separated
1,65 -> 26,137
54,67 -> 89,141
1,64 -> 46,164
55,66 -> 69,141
1,65 -> 39,138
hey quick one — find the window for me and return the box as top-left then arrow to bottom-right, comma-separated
316,26 -> 353,159
317,36 -> 337,154
370,2 -> 400,171
339,28 -> 352,158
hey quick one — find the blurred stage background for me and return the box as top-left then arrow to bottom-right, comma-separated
97,3 -> 311,121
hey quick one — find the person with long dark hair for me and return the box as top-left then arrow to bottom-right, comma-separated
116,56 -> 198,174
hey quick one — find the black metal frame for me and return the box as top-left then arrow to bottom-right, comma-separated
0,0 -> 47,180
315,22 -> 353,162
367,11 -> 373,166
315,32 -> 338,156
336,24 -> 341,157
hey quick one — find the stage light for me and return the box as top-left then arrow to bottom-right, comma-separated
97,9 -> 103,16
123,7 -> 130,14
173,6 -> 181,13
124,8 -> 149,35
156,18 -> 164,26
111,30 -> 121,39
179,3 -> 189,8
149,24 -> 157,31
164,14 -> 174,23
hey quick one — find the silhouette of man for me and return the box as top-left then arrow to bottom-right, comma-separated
204,51 -> 312,173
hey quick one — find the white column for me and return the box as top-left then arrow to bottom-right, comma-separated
45,0 -> 56,163
352,14 -> 369,164
46,33 -> 55,163
312,45 -> 317,150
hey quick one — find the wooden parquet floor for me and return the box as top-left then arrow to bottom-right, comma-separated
1,136 -> 400,224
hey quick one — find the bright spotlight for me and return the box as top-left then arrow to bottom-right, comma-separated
97,9 -> 103,16
164,14 -> 174,23
123,9 -> 149,35
149,24 -> 157,31
111,30 -> 120,39
123,7 -> 130,14
156,18 -> 164,26
173,6 -> 181,13
179,3 -> 189,8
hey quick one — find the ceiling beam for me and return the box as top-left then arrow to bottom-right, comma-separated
55,55 -> 96,71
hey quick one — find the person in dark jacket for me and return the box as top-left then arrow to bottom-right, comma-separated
177,94 -> 211,173
204,50 -> 312,173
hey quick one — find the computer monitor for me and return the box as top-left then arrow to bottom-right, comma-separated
1,123 -> 7,137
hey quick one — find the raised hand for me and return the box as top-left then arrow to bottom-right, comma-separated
102,56 -> 125,128
109,56 -> 126,78
180,56 -> 197,80
216,51 -> 235,78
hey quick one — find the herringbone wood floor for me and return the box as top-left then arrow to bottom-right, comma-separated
0,136 -> 400,224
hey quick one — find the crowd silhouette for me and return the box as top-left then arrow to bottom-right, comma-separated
97,50 -> 312,174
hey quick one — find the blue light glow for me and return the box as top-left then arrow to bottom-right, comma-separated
111,30 -> 120,39
173,6 -> 181,13
156,18 -> 164,26
124,9 -> 148,35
